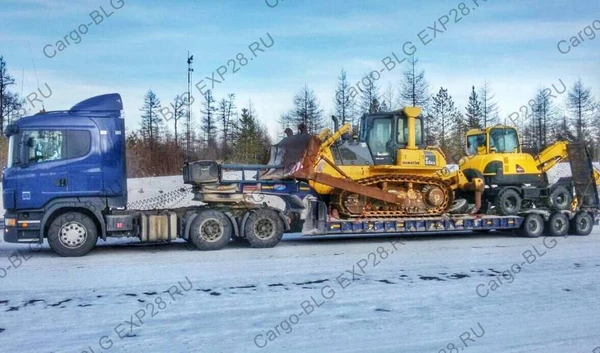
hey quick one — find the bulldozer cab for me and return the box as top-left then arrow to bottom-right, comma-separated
466,125 -> 521,156
360,108 -> 424,165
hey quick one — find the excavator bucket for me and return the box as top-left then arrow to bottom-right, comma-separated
567,142 -> 600,209
261,132 -> 319,180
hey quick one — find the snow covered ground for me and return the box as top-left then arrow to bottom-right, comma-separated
1,164 -> 600,353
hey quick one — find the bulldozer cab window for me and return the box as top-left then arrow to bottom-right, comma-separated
367,118 -> 393,157
397,117 -> 423,146
467,134 -> 486,156
489,128 -> 519,153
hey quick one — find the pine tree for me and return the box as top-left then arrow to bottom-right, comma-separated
359,74 -> 380,115
382,83 -> 395,111
397,56 -> 430,108
479,80 -> 498,128
200,89 -> 217,150
566,79 -> 596,141
218,93 -> 237,160
139,90 -> 162,150
171,95 -> 186,148
0,56 -> 16,131
465,86 -> 483,129
232,103 -> 271,164
334,69 -> 356,128
430,87 -> 461,155
531,88 -> 557,148
291,85 -> 325,134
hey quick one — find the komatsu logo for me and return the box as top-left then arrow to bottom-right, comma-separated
402,161 -> 420,165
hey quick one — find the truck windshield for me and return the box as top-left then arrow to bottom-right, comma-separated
7,135 -> 16,167
490,128 -> 519,153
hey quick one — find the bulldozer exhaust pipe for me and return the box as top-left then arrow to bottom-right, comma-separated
332,115 -> 339,132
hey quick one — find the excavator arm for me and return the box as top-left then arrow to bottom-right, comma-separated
535,141 -> 569,173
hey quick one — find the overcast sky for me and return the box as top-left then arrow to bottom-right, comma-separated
1,0 -> 599,139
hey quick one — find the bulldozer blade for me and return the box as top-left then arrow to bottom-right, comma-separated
261,133 -> 316,180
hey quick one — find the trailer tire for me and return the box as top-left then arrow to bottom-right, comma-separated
570,212 -> 593,236
244,209 -> 284,248
47,212 -> 98,257
189,210 -> 232,250
448,199 -> 469,214
495,188 -> 522,216
546,212 -> 569,237
516,214 -> 544,238
548,186 -> 571,211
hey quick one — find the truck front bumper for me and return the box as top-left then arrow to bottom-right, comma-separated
2,214 -> 42,243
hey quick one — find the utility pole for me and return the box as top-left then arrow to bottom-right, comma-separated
186,52 -> 194,161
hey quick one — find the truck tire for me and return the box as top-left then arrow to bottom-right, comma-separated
569,212 -> 593,236
515,214 -> 544,238
189,210 -> 232,250
546,212 -> 569,237
244,209 -> 284,248
47,212 -> 98,257
495,188 -> 522,216
548,186 -> 571,211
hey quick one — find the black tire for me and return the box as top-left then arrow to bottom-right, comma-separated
495,188 -> 522,216
189,210 -> 232,250
47,212 -> 98,257
548,186 -> 571,211
516,214 -> 544,238
448,199 -> 470,214
545,212 -> 569,237
569,212 -> 593,236
244,209 -> 284,248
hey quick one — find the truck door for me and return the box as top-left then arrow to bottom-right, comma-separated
16,130 -> 70,209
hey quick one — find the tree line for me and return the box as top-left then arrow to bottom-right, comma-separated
1,54 -> 599,177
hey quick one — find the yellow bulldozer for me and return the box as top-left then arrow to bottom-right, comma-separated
459,124 -> 600,215
262,107 -> 484,218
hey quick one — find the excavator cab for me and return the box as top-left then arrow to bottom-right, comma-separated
465,126 -> 520,156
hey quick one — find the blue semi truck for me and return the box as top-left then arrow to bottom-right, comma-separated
2,94 -> 597,256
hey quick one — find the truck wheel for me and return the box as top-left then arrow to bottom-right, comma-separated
495,188 -> 522,216
546,212 -> 569,237
570,212 -> 593,236
244,209 -> 284,248
548,186 -> 571,211
189,210 -> 232,250
516,214 -> 544,238
47,212 -> 98,257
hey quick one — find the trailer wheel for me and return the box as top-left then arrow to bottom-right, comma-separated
244,209 -> 284,248
189,210 -> 232,250
570,212 -> 593,236
448,199 -> 469,214
47,212 -> 98,257
515,214 -> 544,238
548,186 -> 571,211
495,188 -> 522,216
546,212 -> 569,237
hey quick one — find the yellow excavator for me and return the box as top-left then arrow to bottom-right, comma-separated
459,124 -> 600,215
262,107 -> 484,218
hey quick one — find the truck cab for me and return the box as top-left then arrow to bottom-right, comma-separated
2,94 -> 127,248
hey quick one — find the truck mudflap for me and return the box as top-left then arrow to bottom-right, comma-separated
303,200 -> 524,236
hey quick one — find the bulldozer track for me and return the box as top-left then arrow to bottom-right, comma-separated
331,174 -> 453,218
